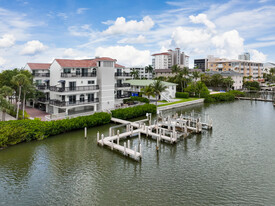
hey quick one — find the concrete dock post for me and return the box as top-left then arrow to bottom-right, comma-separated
170,132 -> 173,144
111,140 -> 114,150
131,126 -> 133,136
140,144 -> 142,157
134,146 -> 137,159
146,126 -> 149,137
124,142 -> 126,155
127,140 -> 130,149
101,134 -> 104,146
156,136 -> 159,151
84,127 -> 87,138
138,132 -> 141,143
109,128 -> 112,137
117,130 -> 120,145
97,131 -> 99,143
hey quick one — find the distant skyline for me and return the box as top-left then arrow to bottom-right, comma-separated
0,0 -> 275,70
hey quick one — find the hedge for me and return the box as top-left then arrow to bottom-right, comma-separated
227,90 -> 245,97
204,93 -> 235,103
112,103 -> 156,120
123,96 -> 149,104
176,92 -> 189,98
0,112 -> 111,148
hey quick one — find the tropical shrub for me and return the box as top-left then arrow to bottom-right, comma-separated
0,112 -> 111,148
227,90 -> 245,97
123,96 -> 149,104
112,104 -> 156,120
204,93 -> 235,103
176,92 -> 189,98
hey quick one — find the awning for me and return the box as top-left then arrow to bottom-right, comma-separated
44,79 -> 50,82
58,80 -> 65,83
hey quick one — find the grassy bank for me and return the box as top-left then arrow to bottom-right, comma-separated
0,104 -> 157,149
157,98 -> 201,107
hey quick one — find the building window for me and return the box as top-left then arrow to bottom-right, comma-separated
76,68 -> 80,75
80,94 -> 85,102
64,68 -> 71,73
88,80 -> 95,84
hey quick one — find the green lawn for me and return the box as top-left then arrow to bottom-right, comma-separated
157,98 -> 201,107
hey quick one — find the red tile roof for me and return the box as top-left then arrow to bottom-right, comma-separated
55,57 -> 123,68
55,59 -> 97,68
27,63 -> 51,70
115,63 -> 125,68
94,57 -> 116,61
152,52 -> 170,56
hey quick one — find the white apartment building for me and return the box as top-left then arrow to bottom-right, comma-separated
205,71 -> 243,90
129,67 -> 153,79
25,57 -> 131,116
152,48 -> 189,77
25,63 -> 51,111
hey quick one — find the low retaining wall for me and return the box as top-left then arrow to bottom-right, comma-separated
157,99 -> 204,111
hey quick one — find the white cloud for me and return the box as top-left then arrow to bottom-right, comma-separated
21,40 -> 47,55
102,16 -> 154,35
189,13 -> 216,31
68,25 -> 94,37
118,35 -> 147,44
76,8 -> 89,14
0,56 -> 6,66
211,30 -> 244,59
95,45 -> 151,67
171,27 -> 211,49
57,13 -> 68,20
0,34 -> 16,48
63,48 -> 78,58
250,49 -> 267,62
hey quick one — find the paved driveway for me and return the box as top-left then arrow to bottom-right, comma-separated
25,107 -> 49,121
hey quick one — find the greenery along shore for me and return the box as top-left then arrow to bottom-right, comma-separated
0,104 -> 156,149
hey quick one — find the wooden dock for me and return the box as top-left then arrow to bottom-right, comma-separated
236,97 -> 274,102
97,111 -> 213,161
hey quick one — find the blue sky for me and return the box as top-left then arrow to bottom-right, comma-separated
0,0 -> 275,70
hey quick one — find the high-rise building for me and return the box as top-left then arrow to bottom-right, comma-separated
238,52 -> 250,61
152,48 -> 189,77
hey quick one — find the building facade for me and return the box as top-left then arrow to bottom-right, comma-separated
238,52 -> 250,61
208,58 -> 263,80
152,48 -> 189,77
129,67 -> 153,79
205,71 -> 243,90
25,57 -> 131,116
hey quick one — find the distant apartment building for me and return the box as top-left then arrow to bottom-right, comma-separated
238,52 -> 250,61
205,71 -> 243,90
194,59 -> 208,72
25,57 -> 131,116
263,62 -> 275,74
129,67 -> 153,79
207,58 -> 263,80
152,48 -> 189,77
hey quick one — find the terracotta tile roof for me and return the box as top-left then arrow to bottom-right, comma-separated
94,57 -> 117,61
55,59 -> 97,68
27,63 -> 51,70
55,57 -> 124,68
115,63 -> 125,68
151,52 -> 170,56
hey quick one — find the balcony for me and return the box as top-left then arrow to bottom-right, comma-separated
61,72 -> 96,78
49,98 -> 99,107
33,73 -> 50,77
115,83 -> 131,88
49,85 -> 99,92
36,85 -> 49,90
37,98 -> 49,103
115,72 -> 131,77
116,93 -> 131,99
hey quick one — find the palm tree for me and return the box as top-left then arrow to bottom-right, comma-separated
192,71 -> 200,82
130,69 -> 139,79
270,68 -> 275,76
0,94 -> 12,121
223,77 -> 234,91
145,65 -> 154,79
12,74 -> 29,120
151,80 -> 167,106
22,82 -> 35,119
0,86 -> 13,103
171,64 -> 181,74
141,85 -> 155,102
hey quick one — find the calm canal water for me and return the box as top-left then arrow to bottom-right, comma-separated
0,100 -> 275,205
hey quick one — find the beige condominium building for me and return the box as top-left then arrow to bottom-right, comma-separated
208,58 -> 263,80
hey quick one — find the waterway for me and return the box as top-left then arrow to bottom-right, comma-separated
0,100 -> 275,205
